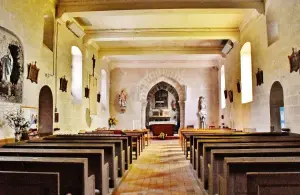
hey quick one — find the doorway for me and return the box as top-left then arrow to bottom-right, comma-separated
270,81 -> 284,132
38,85 -> 53,136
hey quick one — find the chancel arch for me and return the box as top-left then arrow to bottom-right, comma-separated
145,82 -> 181,133
138,71 -> 186,129
270,81 -> 284,132
38,85 -> 53,136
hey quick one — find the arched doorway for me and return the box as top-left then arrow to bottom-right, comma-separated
39,85 -> 53,136
146,82 -> 180,133
270,81 -> 284,132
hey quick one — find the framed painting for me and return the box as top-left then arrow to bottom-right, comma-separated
27,62 -> 39,84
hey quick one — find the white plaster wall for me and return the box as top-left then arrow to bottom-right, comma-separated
0,0 -> 110,138
110,68 -> 219,129
220,0 -> 300,133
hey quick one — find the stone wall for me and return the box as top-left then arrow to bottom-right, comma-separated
220,0 -> 300,132
0,0 -> 110,138
110,68 -> 219,129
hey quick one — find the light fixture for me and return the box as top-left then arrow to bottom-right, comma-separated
66,21 -> 85,38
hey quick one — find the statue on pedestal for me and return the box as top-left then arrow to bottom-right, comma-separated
197,96 -> 207,129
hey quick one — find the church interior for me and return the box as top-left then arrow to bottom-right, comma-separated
1,0 -> 300,194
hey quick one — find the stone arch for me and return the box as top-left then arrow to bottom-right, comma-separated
145,81 -> 181,130
270,81 -> 284,132
138,70 -> 186,129
39,85 -> 53,136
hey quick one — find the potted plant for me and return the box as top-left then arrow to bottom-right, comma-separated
4,109 -> 30,142
158,132 -> 166,140
108,117 -> 118,130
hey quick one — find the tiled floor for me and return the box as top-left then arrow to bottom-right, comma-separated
113,140 -> 204,195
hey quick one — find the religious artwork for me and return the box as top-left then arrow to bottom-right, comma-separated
59,76 -> 68,92
256,68 -> 264,86
237,80 -> 241,93
119,89 -> 127,113
197,96 -> 207,129
228,90 -> 234,103
171,99 -> 177,111
0,26 -> 24,103
288,48 -> 300,73
27,61 -> 39,84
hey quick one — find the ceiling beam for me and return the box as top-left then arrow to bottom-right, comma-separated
98,47 -> 223,58
84,28 -> 240,43
57,1 -> 265,17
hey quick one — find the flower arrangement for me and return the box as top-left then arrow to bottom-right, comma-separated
158,132 -> 166,140
4,109 -> 30,141
108,117 -> 118,129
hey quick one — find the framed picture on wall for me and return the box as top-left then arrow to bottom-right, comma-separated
27,62 -> 39,84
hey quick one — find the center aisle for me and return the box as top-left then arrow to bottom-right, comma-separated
113,140 -> 204,195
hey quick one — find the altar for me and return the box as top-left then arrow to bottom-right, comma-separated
149,121 -> 176,136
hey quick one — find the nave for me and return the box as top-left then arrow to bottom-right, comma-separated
113,140 -> 203,195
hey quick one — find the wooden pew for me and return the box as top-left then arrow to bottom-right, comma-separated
0,148 -> 109,195
195,136 -> 300,180
123,131 -> 143,158
45,134 -> 133,166
221,157 -> 300,195
0,171 -> 60,195
0,156 -> 94,195
36,138 -> 126,176
191,132 -> 290,165
4,142 -> 120,186
209,147 -> 300,195
247,172 -> 300,195
201,140 -> 300,183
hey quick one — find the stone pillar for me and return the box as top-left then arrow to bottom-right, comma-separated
141,100 -> 148,129
179,100 -> 185,129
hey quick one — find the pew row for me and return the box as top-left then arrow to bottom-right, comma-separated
3,142 -> 118,188
0,171 -> 60,195
30,139 -> 125,177
44,134 -> 133,166
209,147 -> 300,195
247,172 -> 300,195
0,148 -> 109,195
221,157 -> 300,195
0,156 -> 94,195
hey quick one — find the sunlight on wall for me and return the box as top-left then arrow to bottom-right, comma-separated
71,46 -> 83,103
240,42 -> 253,104
221,65 -> 226,109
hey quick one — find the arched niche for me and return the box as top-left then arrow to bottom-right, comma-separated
270,81 -> 284,132
38,85 -> 53,136
145,81 -> 180,131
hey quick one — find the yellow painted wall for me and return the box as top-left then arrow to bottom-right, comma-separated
221,0 -> 300,132
0,0 -> 110,138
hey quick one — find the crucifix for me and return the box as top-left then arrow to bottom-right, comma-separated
92,54 -> 96,76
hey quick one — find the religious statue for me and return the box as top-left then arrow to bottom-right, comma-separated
119,89 -> 127,113
0,51 -> 13,83
197,96 -> 207,129
288,48 -> 300,73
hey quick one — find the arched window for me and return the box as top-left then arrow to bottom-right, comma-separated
240,42 -> 253,104
101,69 -> 107,109
221,65 -> 226,109
71,46 -> 82,103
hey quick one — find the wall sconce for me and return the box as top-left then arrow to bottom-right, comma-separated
228,90 -> 233,103
237,80 -> 241,93
97,93 -> 101,103
84,85 -> 90,98
59,76 -> 68,92
224,90 -> 228,99
256,68 -> 264,86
